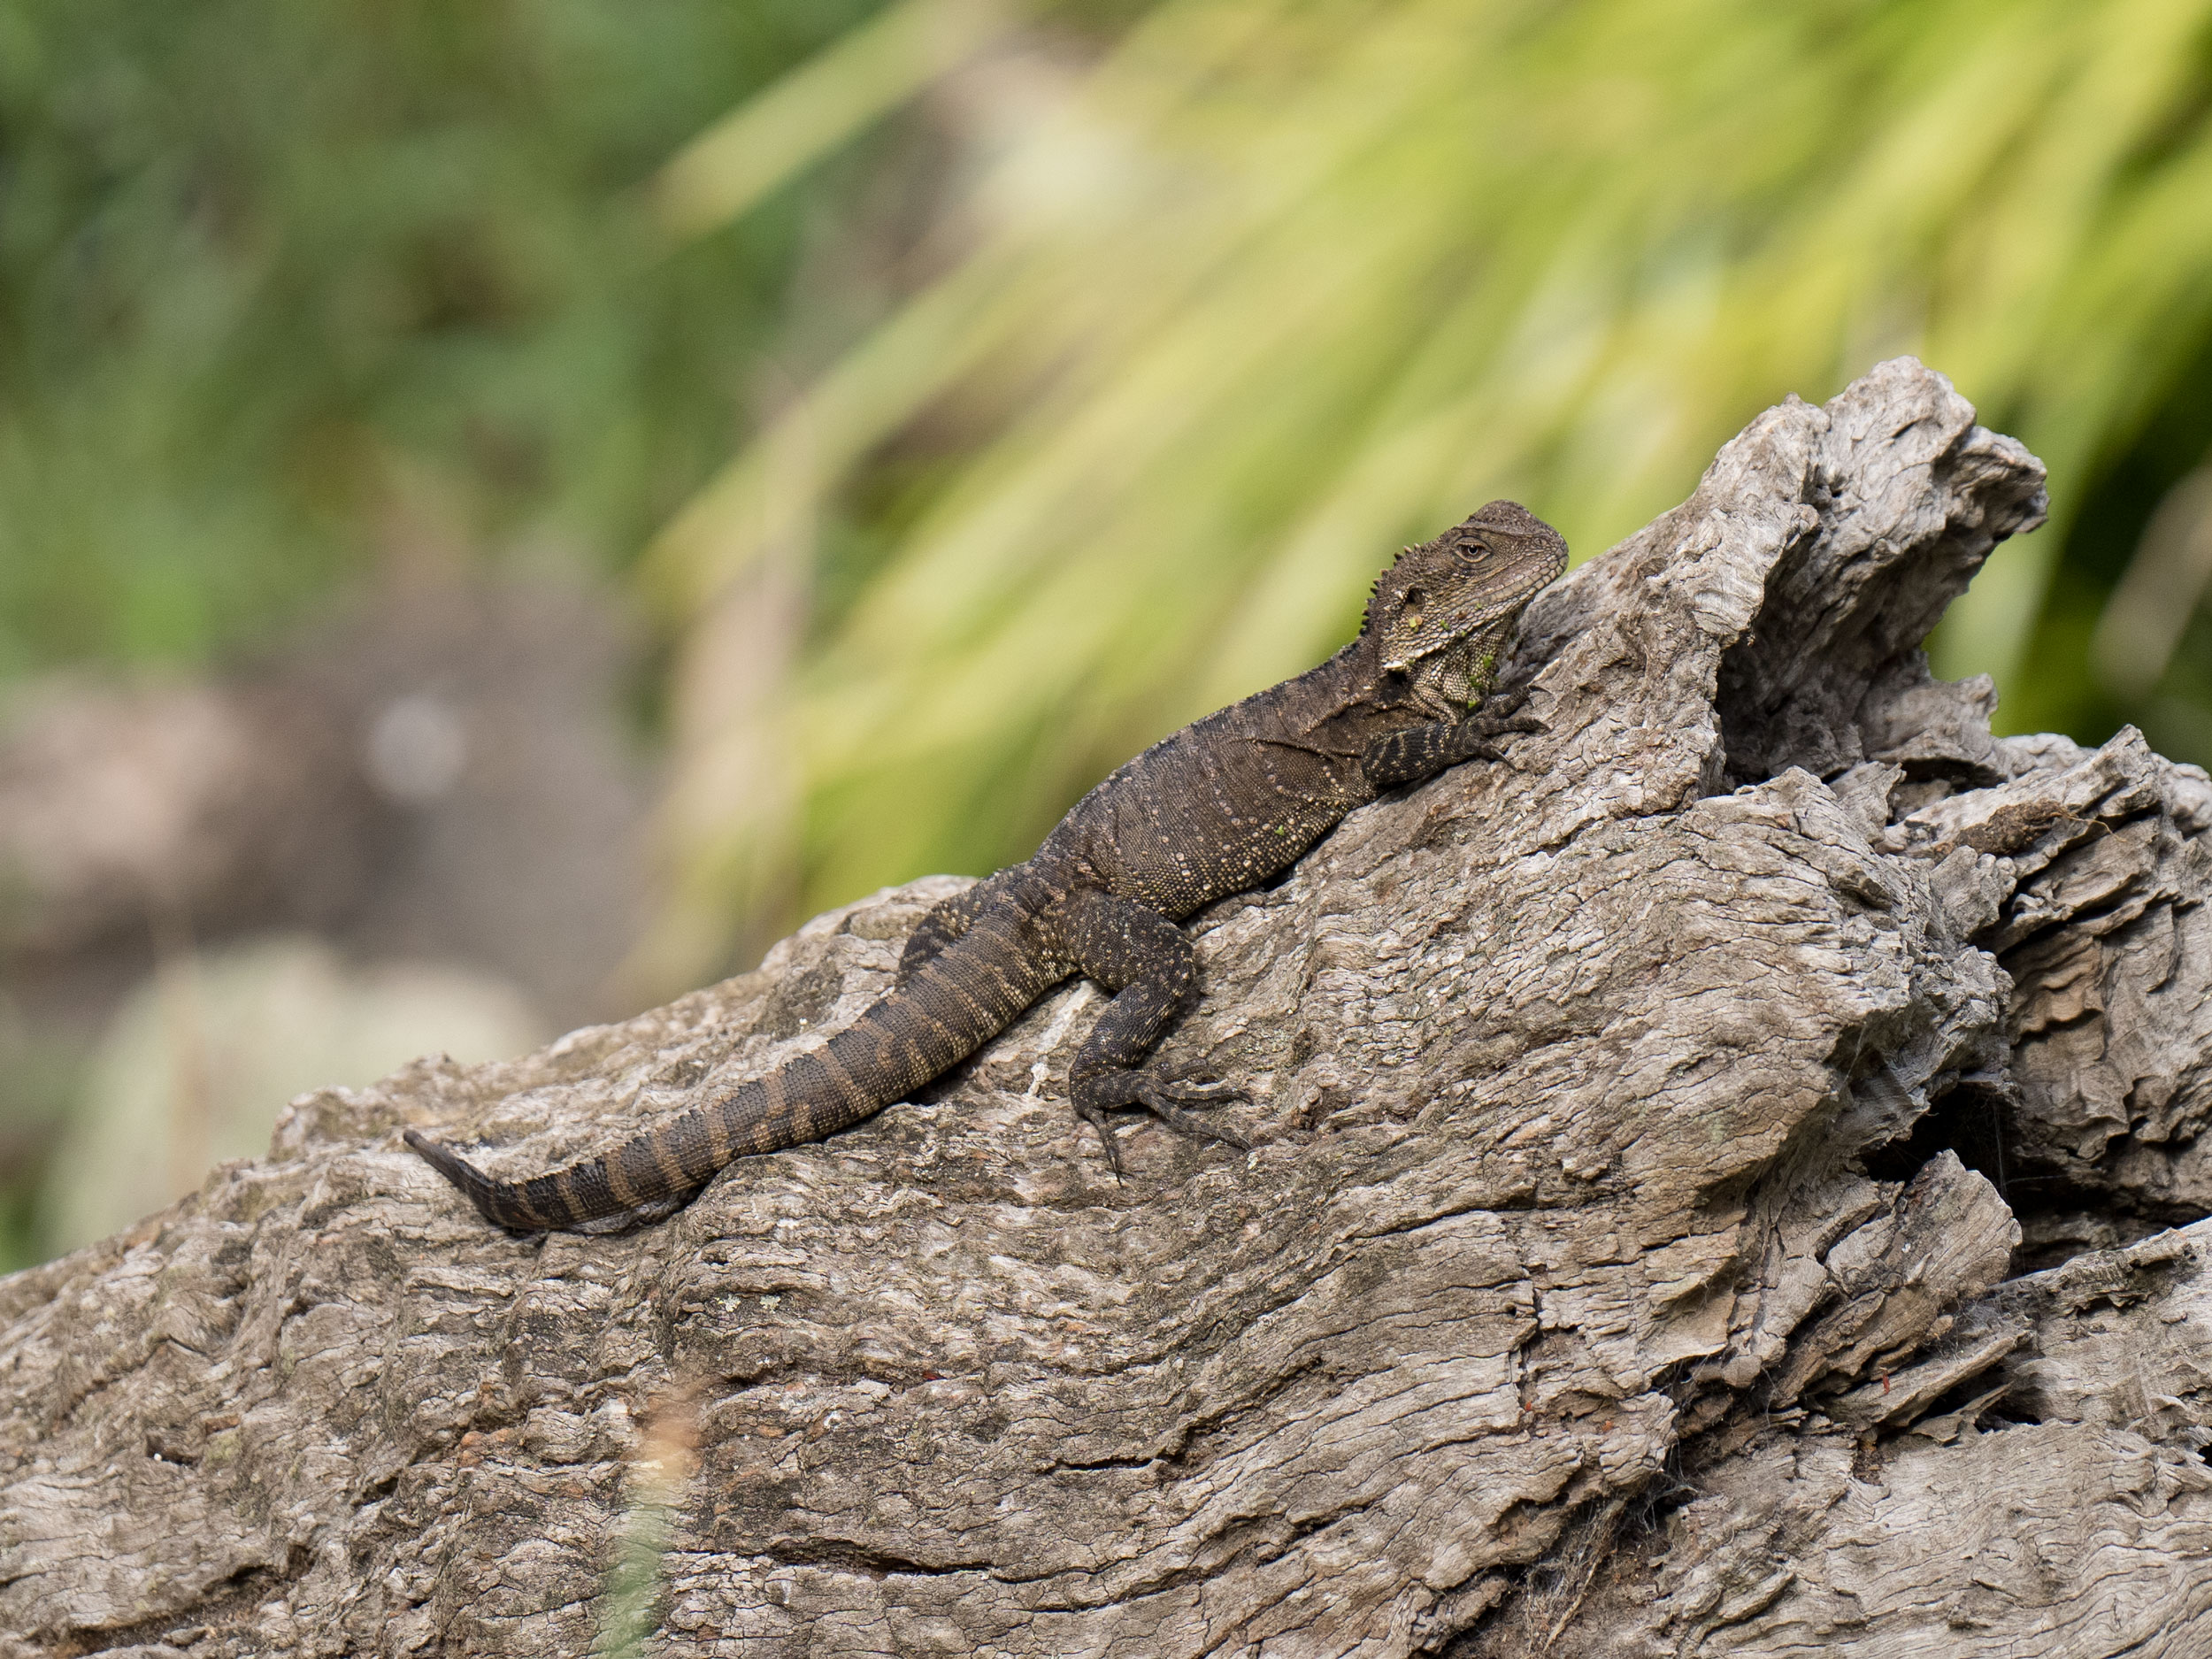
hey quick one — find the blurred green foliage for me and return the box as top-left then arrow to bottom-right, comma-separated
0,0 -> 884,677
4,0 -> 2211,1000
638,0 -> 2212,989
0,0 -> 895,1270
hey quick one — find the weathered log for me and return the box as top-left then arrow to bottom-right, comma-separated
6,358 -> 2210,1657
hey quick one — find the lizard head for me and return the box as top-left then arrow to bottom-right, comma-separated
1366,500 -> 1567,707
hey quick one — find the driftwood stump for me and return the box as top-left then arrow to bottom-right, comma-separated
6,358 -> 2211,1657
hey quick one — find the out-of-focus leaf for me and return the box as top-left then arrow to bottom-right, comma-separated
2094,469 -> 2212,698
651,0 -> 1018,242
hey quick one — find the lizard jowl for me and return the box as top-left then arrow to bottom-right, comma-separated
407,501 -> 1567,1232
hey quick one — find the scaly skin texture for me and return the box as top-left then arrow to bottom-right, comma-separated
406,501 -> 1567,1232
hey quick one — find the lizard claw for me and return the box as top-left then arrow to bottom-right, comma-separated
1144,1097 -> 1252,1150
1474,706 -> 1548,740
1147,1075 -> 1239,1102
1073,1099 -> 1128,1180
1463,704 -> 1545,765
1134,1074 -> 1250,1151
1472,678 -> 1547,734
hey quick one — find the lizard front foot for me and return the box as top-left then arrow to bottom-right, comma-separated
1071,1071 -> 1249,1174
1471,676 -> 1548,734
1459,704 -> 1548,764
1476,710 -> 1548,738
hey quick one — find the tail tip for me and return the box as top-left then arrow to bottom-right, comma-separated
404,1126 -> 549,1235
404,1126 -> 489,1199
403,1125 -> 464,1171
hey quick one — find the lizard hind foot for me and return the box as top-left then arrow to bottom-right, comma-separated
1139,1078 -> 1252,1152
1071,1071 -> 1250,1171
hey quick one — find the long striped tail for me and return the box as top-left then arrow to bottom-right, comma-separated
405,906 -> 1063,1232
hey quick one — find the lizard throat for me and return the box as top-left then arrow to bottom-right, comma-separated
1409,634 -> 1502,714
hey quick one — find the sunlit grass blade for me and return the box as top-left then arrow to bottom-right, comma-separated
649,0 -> 1020,242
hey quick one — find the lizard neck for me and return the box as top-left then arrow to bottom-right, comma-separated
1340,627 -> 1470,724
1251,634 -> 1448,761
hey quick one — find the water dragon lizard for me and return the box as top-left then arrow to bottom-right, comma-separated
406,500 -> 1567,1232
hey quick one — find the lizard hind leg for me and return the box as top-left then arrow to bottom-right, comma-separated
1056,890 -> 1249,1171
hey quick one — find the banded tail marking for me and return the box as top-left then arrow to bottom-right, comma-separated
406,908 -> 1064,1231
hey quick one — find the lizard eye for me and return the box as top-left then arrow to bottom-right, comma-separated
1456,539 -> 1489,565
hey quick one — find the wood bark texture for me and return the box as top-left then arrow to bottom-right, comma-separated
6,358 -> 2212,1658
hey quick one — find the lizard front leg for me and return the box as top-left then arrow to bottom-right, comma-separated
1360,696 -> 1544,790
1054,888 -> 1247,1173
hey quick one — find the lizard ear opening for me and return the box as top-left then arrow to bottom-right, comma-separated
1403,588 -> 1425,630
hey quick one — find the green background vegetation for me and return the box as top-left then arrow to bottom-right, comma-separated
0,0 -> 880,673
636,0 -> 2212,990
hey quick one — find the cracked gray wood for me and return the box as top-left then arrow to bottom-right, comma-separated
5,358 -> 2211,1657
